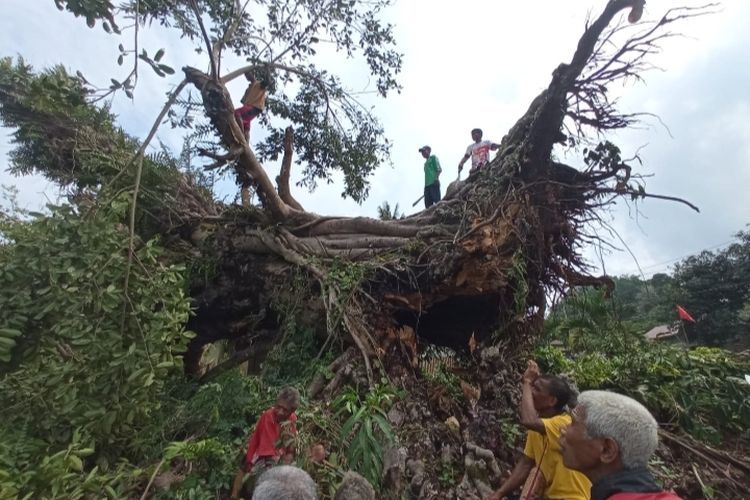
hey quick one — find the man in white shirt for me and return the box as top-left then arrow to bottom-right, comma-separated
458,128 -> 500,175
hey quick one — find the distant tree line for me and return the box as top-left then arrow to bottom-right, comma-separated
550,229 -> 750,349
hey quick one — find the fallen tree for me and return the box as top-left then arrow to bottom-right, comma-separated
177,0 -> 707,382
2,0 -> 710,376
3,0 -> 736,497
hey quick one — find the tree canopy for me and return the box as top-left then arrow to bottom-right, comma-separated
52,0 -> 402,202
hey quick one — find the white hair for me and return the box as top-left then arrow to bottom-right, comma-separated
252,466 -> 317,500
333,471 -> 375,500
577,390 -> 658,469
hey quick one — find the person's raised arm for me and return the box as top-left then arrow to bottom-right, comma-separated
519,360 -> 546,435
490,142 -> 500,151
484,455 -> 535,500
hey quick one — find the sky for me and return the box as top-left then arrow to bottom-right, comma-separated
1,0 -> 748,278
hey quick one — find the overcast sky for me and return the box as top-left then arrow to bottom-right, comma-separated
1,0 -> 748,277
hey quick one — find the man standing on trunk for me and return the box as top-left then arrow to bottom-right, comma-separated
458,128 -> 500,175
419,145 -> 442,209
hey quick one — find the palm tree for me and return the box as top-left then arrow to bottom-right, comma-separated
376,201 -> 403,220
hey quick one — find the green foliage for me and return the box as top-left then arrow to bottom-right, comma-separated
294,403 -> 347,498
260,85 -> 391,202
325,259 -> 371,297
437,460 -> 459,489
138,370 -> 287,499
164,373 -> 272,444
421,357 -> 462,400
262,324 -> 328,388
185,247 -> 219,289
156,438 -> 238,499
53,0 -> 119,33
0,59 -> 209,239
493,417 -> 523,450
332,384 -> 398,488
544,288 -> 620,351
0,57 -> 118,187
0,203 -> 192,497
164,438 -> 226,464
671,230 -> 750,347
264,273 -> 333,387
540,290 -> 750,443
0,427 -> 130,499
583,141 -> 625,172
558,230 -> 750,348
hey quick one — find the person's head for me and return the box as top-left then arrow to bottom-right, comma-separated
273,386 -> 300,421
560,391 -> 658,480
418,145 -> 431,159
252,465 -> 317,500
333,471 -> 375,500
471,128 -> 483,142
531,374 -> 574,413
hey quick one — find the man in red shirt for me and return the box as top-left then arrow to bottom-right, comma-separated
230,387 -> 301,499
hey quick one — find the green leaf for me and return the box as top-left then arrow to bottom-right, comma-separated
66,455 -> 83,472
0,328 -> 23,338
372,414 -> 394,440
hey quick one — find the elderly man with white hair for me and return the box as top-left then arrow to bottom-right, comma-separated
333,471 -> 375,500
251,465 -> 317,500
560,390 -> 683,500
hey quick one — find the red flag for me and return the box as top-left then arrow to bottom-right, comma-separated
676,305 -> 696,323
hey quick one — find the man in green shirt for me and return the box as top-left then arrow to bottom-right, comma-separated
418,145 -> 442,208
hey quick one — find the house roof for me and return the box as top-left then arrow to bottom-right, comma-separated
644,324 -> 679,341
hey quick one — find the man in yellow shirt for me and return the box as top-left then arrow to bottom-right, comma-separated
486,360 -> 591,500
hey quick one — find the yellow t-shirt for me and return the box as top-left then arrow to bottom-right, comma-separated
523,413 -> 591,500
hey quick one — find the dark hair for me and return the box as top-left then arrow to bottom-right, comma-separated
471,128 -> 483,136
539,375 -> 574,412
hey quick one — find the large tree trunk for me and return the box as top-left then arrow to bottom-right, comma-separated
181,0 -> 676,381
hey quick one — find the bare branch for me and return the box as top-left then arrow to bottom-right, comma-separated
189,0 -> 218,79
567,3 -> 719,139
197,146 -> 243,170
276,126 -> 304,211
598,188 -> 700,212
